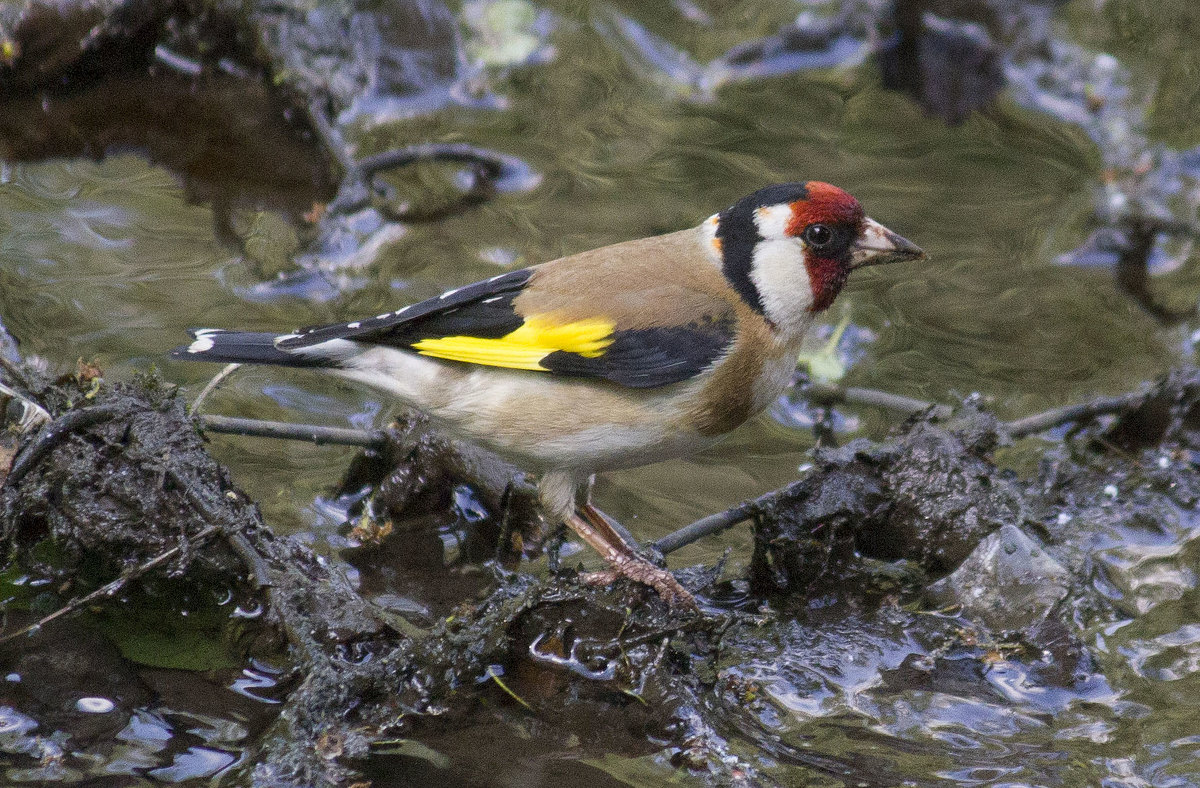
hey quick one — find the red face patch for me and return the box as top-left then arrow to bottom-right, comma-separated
804,257 -> 850,313
785,182 -> 865,313
784,181 -> 864,237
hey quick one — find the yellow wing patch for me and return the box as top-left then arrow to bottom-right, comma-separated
412,316 -> 615,371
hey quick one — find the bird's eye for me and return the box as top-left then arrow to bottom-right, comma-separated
803,224 -> 833,248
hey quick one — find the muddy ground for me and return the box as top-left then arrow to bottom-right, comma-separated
1,359 -> 1196,786
2,0 -> 1199,784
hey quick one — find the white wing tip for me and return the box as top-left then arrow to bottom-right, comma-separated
187,336 -> 215,353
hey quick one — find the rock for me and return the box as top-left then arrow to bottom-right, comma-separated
864,415 -> 1023,573
927,524 -> 1071,634
752,410 -> 1024,596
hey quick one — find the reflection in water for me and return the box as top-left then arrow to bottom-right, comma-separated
1,0 -> 1200,786
0,612 -> 283,783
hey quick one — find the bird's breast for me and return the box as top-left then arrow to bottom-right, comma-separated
685,324 -> 801,437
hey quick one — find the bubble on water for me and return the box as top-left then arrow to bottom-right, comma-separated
75,696 -> 116,714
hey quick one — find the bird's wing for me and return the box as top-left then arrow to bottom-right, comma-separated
278,253 -> 737,389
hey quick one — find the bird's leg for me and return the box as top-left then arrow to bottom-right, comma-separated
541,469 -> 695,609
582,475 -> 641,548
565,503 -> 696,610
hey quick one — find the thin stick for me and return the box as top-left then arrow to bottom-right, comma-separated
806,381 -> 1147,438
5,403 -> 123,486
199,414 -> 386,449
653,483 -> 803,556
0,355 -> 32,390
1004,392 -> 1146,438
162,465 -> 276,590
0,524 -> 221,644
162,466 -> 327,666
356,142 -> 510,180
803,381 -> 953,419
190,363 -> 241,415
189,384 -> 1158,560
192,383 -> 947,455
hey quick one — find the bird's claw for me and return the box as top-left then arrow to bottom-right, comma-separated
581,555 -> 698,611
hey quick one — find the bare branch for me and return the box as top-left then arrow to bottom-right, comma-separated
803,381 -> 953,419
0,524 -> 221,645
1004,392 -> 1147,438
190,363 -> 241,415
188,381 -> 1160,561
5,403 -> 124,486
199,414 -> 386,449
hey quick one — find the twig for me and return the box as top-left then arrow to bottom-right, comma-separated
199,414 -> 387,449
0,524 -> 221,645
0,355 -> 32,390
161,464 -> 277,590
5,403 -> 124,486
190,363 -> 241,415
1004,392 -> 1147,438
162,465 -> 327,666
190,383 -> 1156,560
192,382 -> 949,457
654,482 -> 803,555
803,381 -> 953,419
357,143 -> 499,179
805,381 -> 1151,439
334,142 -> 529,222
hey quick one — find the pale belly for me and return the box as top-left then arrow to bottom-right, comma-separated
332,344 -> 792,475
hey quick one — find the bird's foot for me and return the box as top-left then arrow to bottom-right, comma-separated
565,504 -> 697,610
581,554 -> 697,611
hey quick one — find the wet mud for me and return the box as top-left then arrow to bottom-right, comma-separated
2,0 -> 1199,784
2,361 -> 1197,786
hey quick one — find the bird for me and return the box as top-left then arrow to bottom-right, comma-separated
172,181 -> 925,608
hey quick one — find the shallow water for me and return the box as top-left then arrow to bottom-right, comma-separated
2,0 -> 1200,785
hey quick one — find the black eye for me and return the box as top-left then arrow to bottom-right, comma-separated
803,224 -> 833,248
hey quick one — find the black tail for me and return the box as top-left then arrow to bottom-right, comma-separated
170,329 -> 332,368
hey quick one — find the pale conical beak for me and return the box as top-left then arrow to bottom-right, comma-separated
849,217 -> 926,269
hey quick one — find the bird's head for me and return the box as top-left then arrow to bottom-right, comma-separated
710,181 -> 925,338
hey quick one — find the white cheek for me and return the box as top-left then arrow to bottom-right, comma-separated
749,239 -> 814,339
753,205 -> 792,239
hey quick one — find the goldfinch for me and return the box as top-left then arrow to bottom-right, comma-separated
173,181 -> 924,607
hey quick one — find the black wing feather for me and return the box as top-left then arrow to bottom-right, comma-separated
273,268 -> 735,389
541,317 -> 734,388
277,269 -> 532,349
